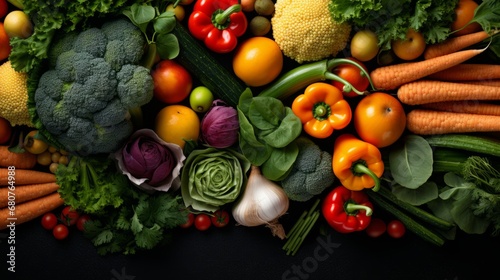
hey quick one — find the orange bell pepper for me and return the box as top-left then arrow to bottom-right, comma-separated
291,83 -> 351,139
332,133 -> 384,192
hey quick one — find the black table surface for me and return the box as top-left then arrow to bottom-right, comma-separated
3,198 -> 500,280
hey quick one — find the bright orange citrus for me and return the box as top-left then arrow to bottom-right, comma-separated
154,105 -> 200,149
0,23 -> 11,61
232,36 -> 283,87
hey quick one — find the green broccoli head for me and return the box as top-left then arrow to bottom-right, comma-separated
281,136 -> 336,202
33,18 -> 152,156
116,64 -> 154,109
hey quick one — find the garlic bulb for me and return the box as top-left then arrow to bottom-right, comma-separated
232,165 -> 290,239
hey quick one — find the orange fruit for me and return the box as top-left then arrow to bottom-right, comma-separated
0,23 -> 12,61
154,105 -> 200,149
232,36 -> 283,87
451,0 -> 482,36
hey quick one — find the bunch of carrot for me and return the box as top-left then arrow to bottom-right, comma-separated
0,146 -> 64,230
369,30 -> 500,135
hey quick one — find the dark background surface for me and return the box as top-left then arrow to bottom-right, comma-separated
3,2 -> 500,280
3,199 -> 500,280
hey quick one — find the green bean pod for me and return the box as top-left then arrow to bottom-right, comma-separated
257,58 -> 375,100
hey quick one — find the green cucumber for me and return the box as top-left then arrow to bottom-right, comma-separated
425,134 -> 500,157
171,22 -> 247,107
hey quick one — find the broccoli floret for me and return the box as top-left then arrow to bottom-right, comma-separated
48,32 -> 78,68
101,19 -> 145,68
116,64 -> 154,109
74,27 -> 107,58
33,18 -> 153,156
281,136 -> 336,202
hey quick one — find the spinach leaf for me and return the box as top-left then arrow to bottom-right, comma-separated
388,134 -> 433,189
392,181 -> 438,206
261,143 -> 299,181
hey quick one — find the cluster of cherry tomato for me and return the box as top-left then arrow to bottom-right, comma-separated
179,209 -> 230,231
365,218 -> 406,239
40,206 -> 91,240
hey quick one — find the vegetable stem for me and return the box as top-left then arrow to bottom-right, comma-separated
366,189 -> 447,247
352,162 -> 381,192
283,199 -> 321,256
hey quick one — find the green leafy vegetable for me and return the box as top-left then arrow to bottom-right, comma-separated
56,155 -> 128,214
180,147 -> 251,212
237,89 -> 302,181
467,0 -> 500,33
84,190 -> 186,255
328,0 -> 459,50
388,135 -> 433,189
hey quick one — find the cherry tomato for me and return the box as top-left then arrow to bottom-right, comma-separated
76,214 -> 91,232
52,224 -> 69,240
151,59 -> 193,104
331,57 -> 370,98
211,209 -> 230,228
60,206 -> 80,226
179,212 -> 195,229
354,92 -> 406,148
194,214 -> 211,231
387,220 -> 406,239
365,218 -> 386,238
41,212 -> 58,230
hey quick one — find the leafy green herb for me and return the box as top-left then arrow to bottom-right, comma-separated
122,2 -> 180,66
388,135 -> 433,189
328,0 -> 459,50
84,190 -> 186,255
56,155 -> 128,214
467,0 -> 500,33
237,89 -> 302,181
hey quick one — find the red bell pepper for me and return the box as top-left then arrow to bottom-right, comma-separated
188,0 -> 248,53
322,185 -> 373,233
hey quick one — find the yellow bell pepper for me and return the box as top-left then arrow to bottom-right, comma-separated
332,133 -> 384,191
291,82 -> 351,139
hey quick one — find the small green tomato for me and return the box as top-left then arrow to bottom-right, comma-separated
189,86 -> 214,113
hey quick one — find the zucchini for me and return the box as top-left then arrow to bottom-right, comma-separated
425,134 -> 500,157
171,22 -> 247,107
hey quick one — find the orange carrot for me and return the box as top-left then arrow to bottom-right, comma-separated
0,192 -> 64,230
427,64 -> 500,81
406,109 -> 500,135
397,80 -> 500,105
0,146 -> 37,169
459,80 -> 500,87
421,101 -> 500,116
0,182 -> 59,208
0,168 -> 57,186
423,31 -> 491,60
370,47 -> 487,90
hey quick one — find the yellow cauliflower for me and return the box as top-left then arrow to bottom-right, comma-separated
271,0 -> 351,63
0,61 -> 33,127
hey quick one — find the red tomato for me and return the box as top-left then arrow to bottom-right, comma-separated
211,209 -> 230,228
60,206 -> 80,226
76,214 -> 91,231
387,220 -> 406,239
365,218 -> 386,238
331,57 -> 370,98
0,0 -> 8,19
354,92 -> 406,148
52,224 -> 69,240
41,212 -> 58,230
194,214 -> 211,231
179,212 -> 195,229
151,60 -> 193,104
